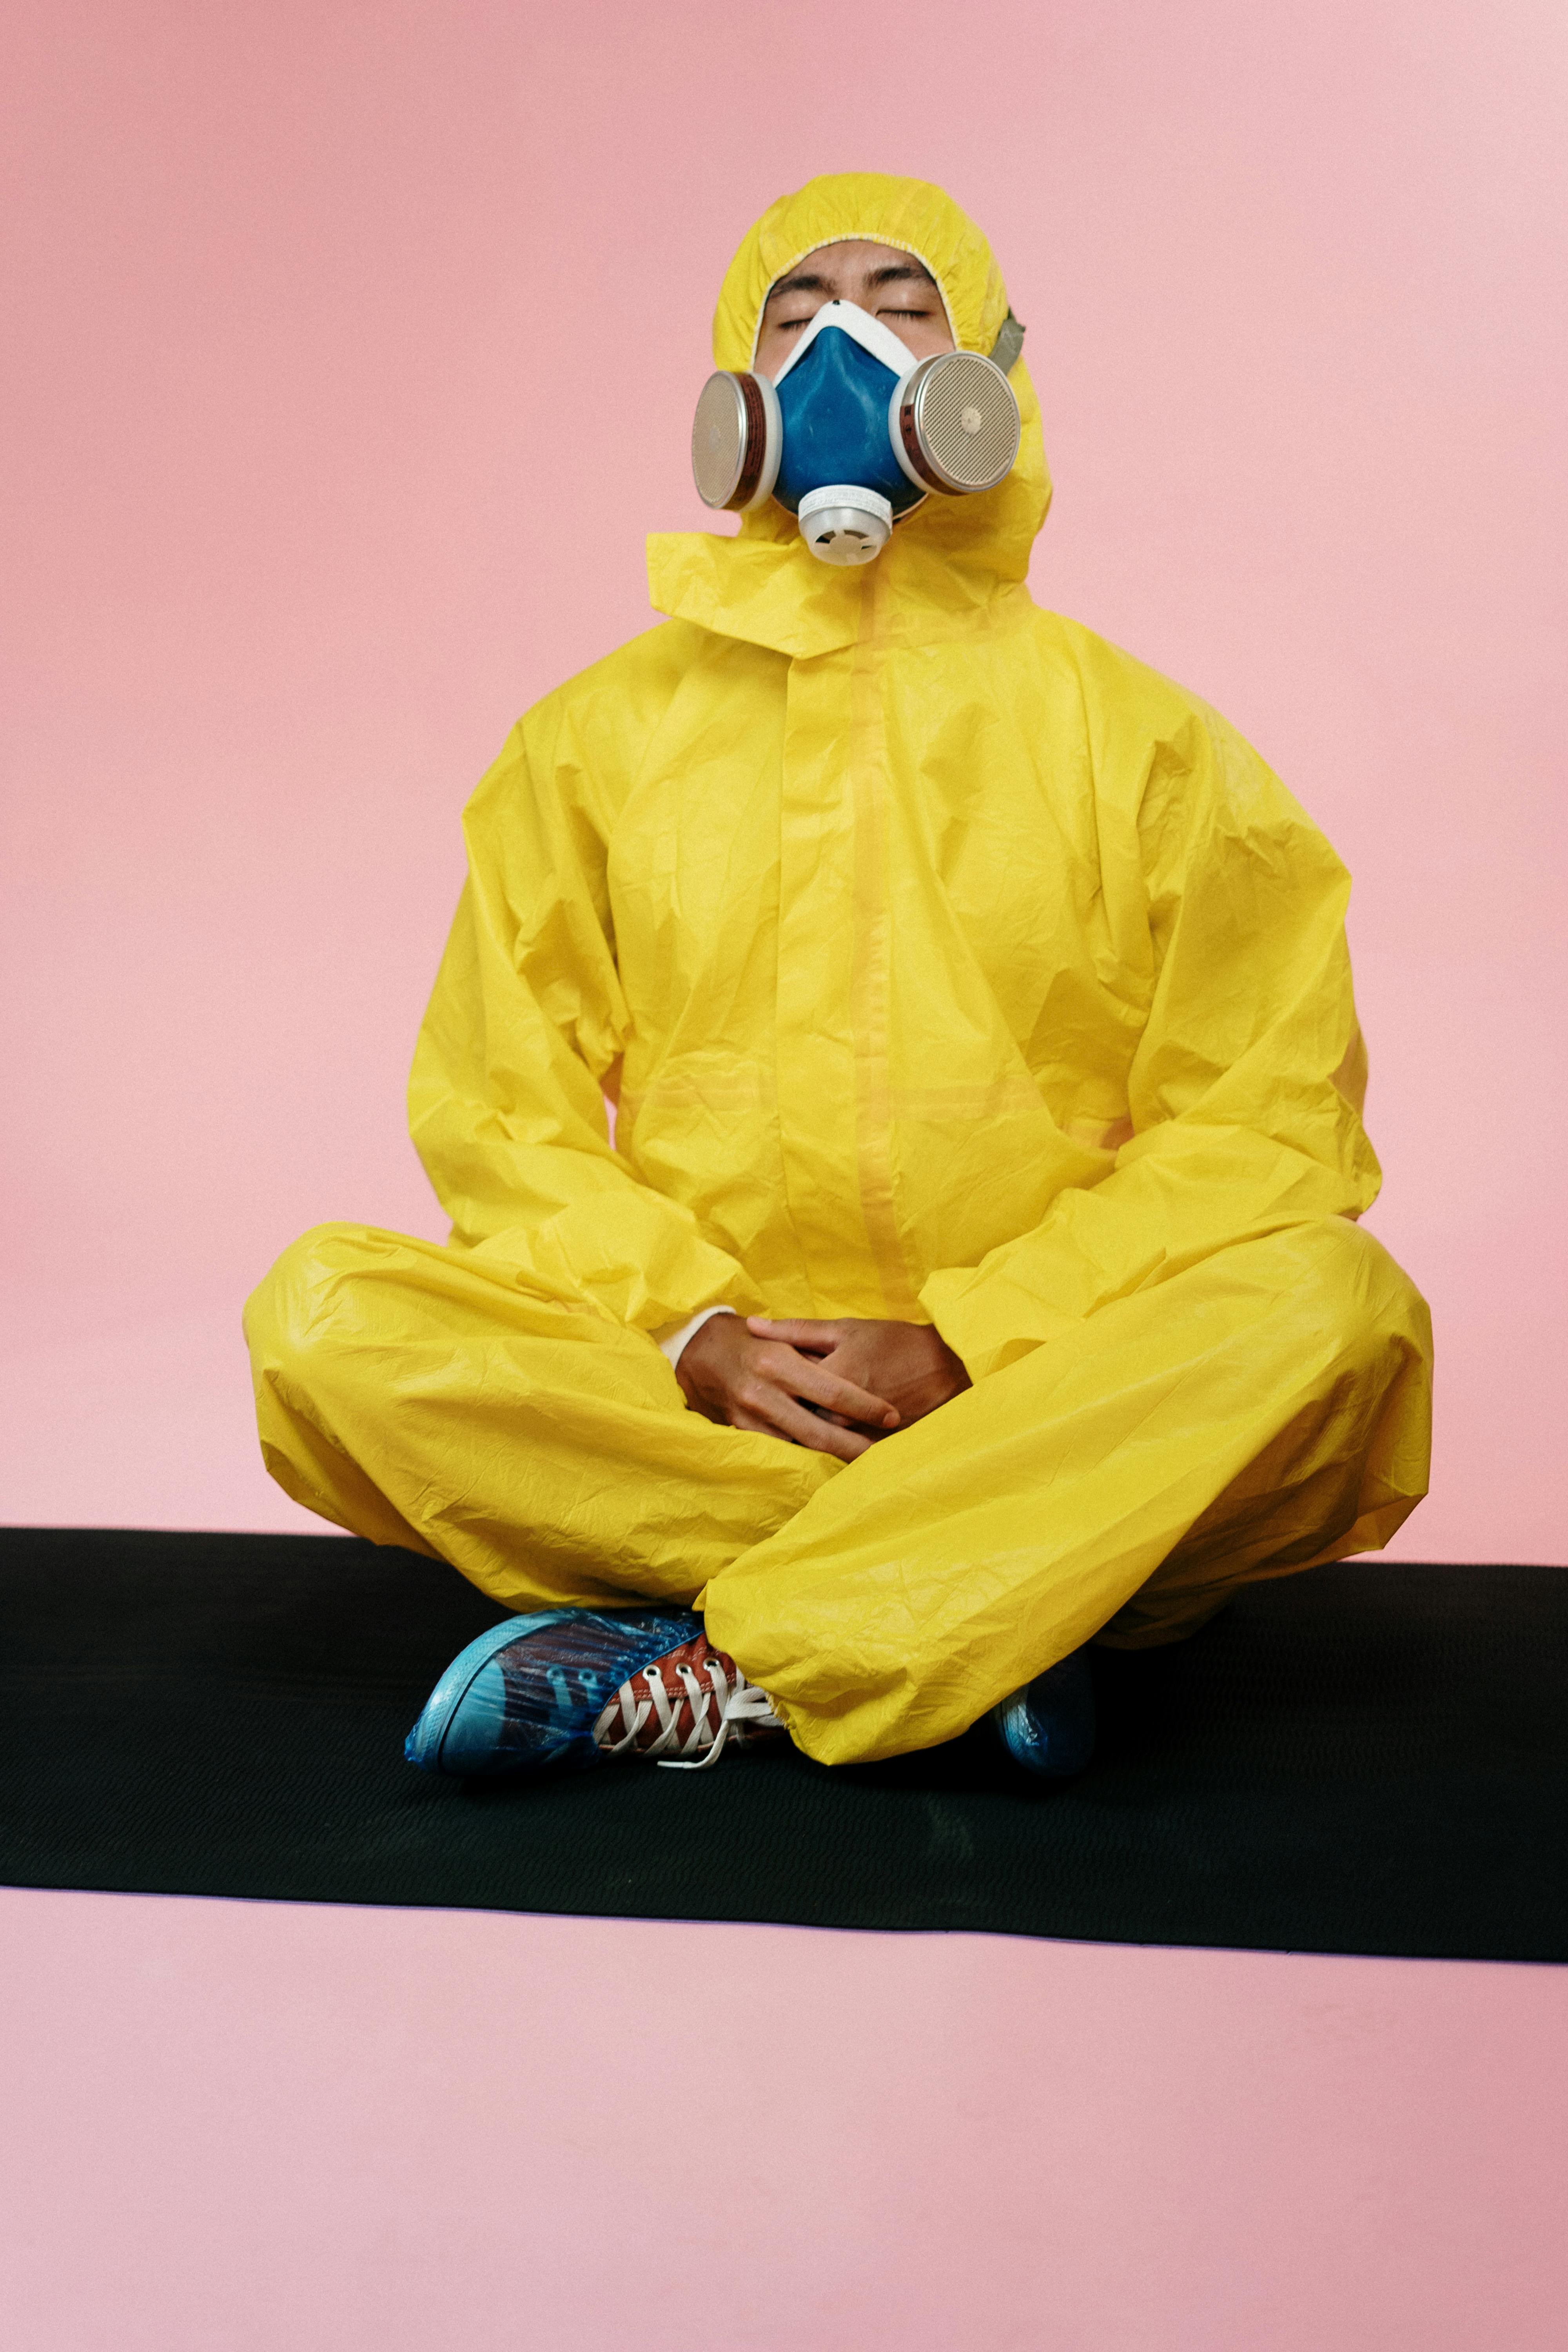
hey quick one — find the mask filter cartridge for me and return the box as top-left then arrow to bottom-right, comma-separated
691,368 -> 782,512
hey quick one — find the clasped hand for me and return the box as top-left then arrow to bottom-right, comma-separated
675,1313 -> 971,1461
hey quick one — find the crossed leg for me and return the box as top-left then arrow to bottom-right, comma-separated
247,1216 -> 1431,1766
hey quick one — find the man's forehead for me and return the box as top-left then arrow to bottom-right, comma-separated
765,241 -> 938,302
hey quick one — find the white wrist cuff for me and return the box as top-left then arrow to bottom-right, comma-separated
656,1305 -> 737,1368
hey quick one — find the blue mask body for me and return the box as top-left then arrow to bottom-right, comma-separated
771,327 -> 926,519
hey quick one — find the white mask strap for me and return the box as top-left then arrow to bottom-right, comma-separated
768,299 -> 920,388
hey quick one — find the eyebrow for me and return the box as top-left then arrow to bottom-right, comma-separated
764,258 -> 939,305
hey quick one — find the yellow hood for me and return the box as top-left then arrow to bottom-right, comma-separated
648,172 -> 1052,658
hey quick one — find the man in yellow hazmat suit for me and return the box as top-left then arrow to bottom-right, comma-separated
245,172 -> 1432,1784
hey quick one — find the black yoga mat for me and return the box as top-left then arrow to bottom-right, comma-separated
2,1527 -> 1565,1961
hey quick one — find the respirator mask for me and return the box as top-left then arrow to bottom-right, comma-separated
691,296 -> 1024,566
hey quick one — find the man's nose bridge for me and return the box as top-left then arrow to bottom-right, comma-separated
768,298 -> 916,390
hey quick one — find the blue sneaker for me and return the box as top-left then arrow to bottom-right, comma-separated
991,1648 -> 1096,1779
405,1607 -> 784,1779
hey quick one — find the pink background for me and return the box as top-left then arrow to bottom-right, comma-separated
5,1891 -> 1566,2352
4,0 -> 1564,1555
4,11 -> 1566,2348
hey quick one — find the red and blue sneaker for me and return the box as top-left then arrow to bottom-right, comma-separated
405,1607 -> 784,1779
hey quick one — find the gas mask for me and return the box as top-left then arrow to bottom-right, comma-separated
691,297 -> 1024,566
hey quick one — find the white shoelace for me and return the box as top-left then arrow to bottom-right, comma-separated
593,1651 -> 782,1771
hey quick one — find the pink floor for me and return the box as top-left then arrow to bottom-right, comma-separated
4,1889 -> 1564,2350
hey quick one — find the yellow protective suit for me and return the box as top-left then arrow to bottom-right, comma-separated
246,172 -> 1432,1765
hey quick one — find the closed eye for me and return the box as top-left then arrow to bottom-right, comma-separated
772,304 -> 936,334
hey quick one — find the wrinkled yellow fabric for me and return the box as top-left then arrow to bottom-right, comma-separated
247,172 -> 1432,1764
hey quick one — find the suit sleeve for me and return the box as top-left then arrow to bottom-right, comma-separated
408,715 -> 764,1331
920,701 -> 1379,1382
